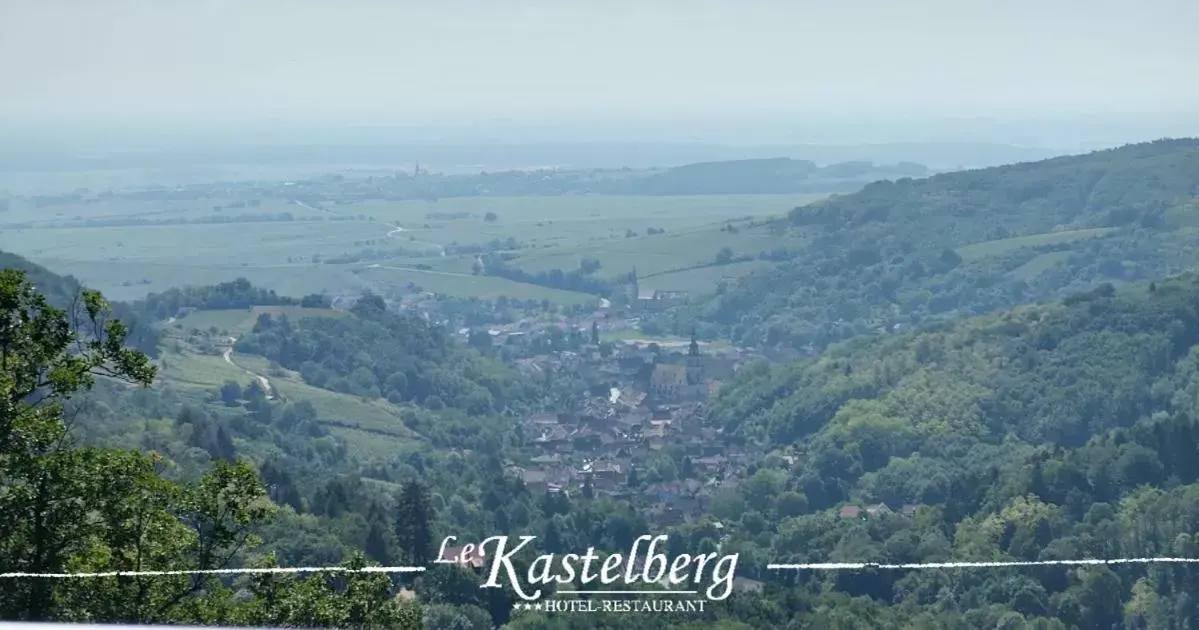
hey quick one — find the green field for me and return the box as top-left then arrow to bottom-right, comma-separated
635,259 -> 776,294
359,265 -> 598,305
0,193 -> 828,304
157,344 -> 420,461
955,228 -> 1116,261
341,194 -> 824,246
1008,251 -> 1075,281
509,221 -> 796,276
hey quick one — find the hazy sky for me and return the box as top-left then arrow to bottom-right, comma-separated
2,0 -> 1198,126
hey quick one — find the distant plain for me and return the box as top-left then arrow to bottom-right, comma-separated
0,190 -> 827,303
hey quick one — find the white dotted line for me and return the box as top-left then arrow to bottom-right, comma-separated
768,558 -> 1199,570
8,558 -> 1198,580
0,566 -> 426,579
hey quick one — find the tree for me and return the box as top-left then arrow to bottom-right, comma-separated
0,269 -> 414,623
364,503 -> 396,566
300,293 -> 330,308
468,329 -> 492,351
591,320 -> 600,345
220,380 -> 242,405
0,269 -> 281,622
716,247 -> 734,265
394,481 -> 434,568
253,312 -> 273,332
484,212 -> 498,222
238,553 -> 423,629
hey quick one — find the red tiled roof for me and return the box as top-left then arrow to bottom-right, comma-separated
439,545 -> 486,568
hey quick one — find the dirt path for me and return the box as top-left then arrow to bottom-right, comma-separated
363,263 -> 474,278
224,337 -> 274,399
292,199 -> 445,255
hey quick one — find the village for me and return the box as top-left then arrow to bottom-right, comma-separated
326,281 -> 919,532
508,331 -> 747,530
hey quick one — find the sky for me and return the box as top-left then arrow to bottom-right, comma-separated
1,0 -> 1198,140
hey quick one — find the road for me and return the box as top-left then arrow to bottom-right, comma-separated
223,337 -> 274,399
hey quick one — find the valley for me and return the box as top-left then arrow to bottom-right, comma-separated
6,139 -> 1199,629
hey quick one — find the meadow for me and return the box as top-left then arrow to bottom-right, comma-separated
954,227 -> 1116,261
156,317 -> 422,461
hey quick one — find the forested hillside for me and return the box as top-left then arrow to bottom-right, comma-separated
679,138 -> 1199,350
702,273 -> 1199,628
15,245 -> 1199,627
0,250 -> 161,356
0,265 -> 425,626
236,295 -> 534,416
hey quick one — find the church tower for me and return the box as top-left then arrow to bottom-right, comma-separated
626,267 -> 639,303
686,330 -> 704,385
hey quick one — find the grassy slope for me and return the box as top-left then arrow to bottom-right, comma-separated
955,227 -> 1117,261
156,310 -> 422,461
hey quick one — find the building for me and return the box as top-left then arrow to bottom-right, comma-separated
650,364 -> 688,402
438,543 -> 486,569
628,272 -> 690,313
866,503 -> 893,518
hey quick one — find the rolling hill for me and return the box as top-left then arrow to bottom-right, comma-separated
678,138 -> 1199,350
699,271 -> 1199,628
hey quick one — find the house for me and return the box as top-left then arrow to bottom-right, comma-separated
521,468 -> 549,493
648,482 -> 683,502
572,427 -> 604,451
535,427 -> 574,455
617,390 -> 647,408
618,408 -> 651,428
633,290 -> 689,313
866,503 -> 892,518
649,503 -> 687,527
839,506 -> 862,519
692,455 -> 727,473
592,462 -> 624,481
438,544 -> 486,569
901,503 -> 918,517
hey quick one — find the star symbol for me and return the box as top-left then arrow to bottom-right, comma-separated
533,602 -> 543,611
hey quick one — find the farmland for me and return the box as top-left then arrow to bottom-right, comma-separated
0,191 -> 828,304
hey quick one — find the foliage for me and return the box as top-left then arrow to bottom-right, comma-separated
705,272 -> 1199,628
236,297 -> 535,417
136,277 -> 297,321
0,268 -> 408,625
683,139 -> 1199,349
